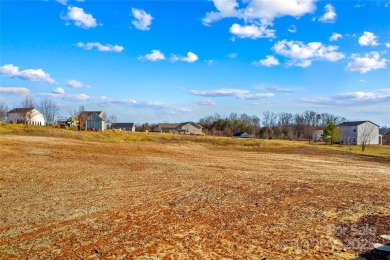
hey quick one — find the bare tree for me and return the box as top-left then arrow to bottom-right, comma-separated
107,114 -> 118,128
359,123 -> 376,152
39,99 -> 59,125
20,97 -> 36,108
0,102 -> 9,122
69,105 -> 86,118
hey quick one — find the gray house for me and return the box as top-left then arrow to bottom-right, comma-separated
111,123 -> 135,132
337,121 -> 381,145
79,111 -> 106,131
233,132 -> 251,138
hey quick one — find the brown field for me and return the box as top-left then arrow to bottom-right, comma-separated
0,131 -> 389,259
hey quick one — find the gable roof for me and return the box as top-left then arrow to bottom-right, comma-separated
234,132 -> 250,137
79,111 -> 105,121
176,122 -> 202,129
112,123 -> 135,128
337,121 -> 379,127
7,108 -> 35,114
157,123 -> 179,129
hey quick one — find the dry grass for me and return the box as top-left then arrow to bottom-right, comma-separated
0,124 -> 389,259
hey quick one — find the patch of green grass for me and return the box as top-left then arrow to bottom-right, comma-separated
312,141 -> 390,159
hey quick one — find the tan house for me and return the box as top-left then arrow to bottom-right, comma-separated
156,122 -> 202,135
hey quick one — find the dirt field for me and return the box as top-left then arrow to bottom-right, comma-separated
0,135 -> 389,259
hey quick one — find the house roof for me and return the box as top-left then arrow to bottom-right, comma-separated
157,123 -> 179,129
7,108 -> 35,114
112,123 -> 135,128
234,132 -> 250,137
79,111 -> 105,121
337,121 -> 379,127
176,122 -> 202,130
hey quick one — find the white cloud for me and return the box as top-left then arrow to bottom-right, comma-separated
76,42 -> 124,52
302,89 -> 390,106
329,32 -> 342,41
139,50 -> 165,62
62,6 -> 97,29
272,40 -> 345,67
56,0 -> 68,5
52,87 -> 65,95
262,86 -> 294,93
64,94 -> 90,101
190,88 -> 274,100
194,99 -> 216,105
180,52 -> 199,63
346,51 -> 387,73
171,52 -> 199,63
66,79 -> 91,88
229,23 -> 275,39
288,25 -> 297,33
318,3 -> 336,23
131,8 -> 153,31
358,32 -> 378,46
228,53 -> 238,58
386,43 -> 390,48
252,55 -> 279,67
0,64 -> 56,84
0,87 -> 31,96
202,0 -> 242,25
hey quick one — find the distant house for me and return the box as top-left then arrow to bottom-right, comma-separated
7,108 -> 45,126
156,122 -> 203,135
233,132 -> 251,138
111,123 -> 135,132
176,122 -> 203,135
337,121 -> 381,145
79,111 -> 106,131
312,130 -> 323,142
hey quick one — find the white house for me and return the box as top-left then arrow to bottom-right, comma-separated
312,130 -> 323,142
7,108 -> 45,126
337,121 -> 381,145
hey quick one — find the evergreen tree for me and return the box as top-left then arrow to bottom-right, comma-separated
323,122 -> 340,145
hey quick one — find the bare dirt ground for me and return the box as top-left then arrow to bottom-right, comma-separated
0,135 -> 389,259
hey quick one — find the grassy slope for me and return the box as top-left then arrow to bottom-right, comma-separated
1,123 -> 389,159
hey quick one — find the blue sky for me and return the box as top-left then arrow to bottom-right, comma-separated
1,0 -> 389,125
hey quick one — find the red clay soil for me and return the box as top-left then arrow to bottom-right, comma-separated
0,136 -> 389,259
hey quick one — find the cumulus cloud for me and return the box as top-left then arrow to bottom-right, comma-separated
229,23 -> 275,39
66,79 -> 91,88
346,51 -> 387,73
190,88 -> 274,100
329,32 -> 342,41
62,6 -> 97,29
0,64 -> 56,84
386,43 -> 390,48
139,50 -> 166,62
0,87 -> 31,96
76,42 -> 124,52
194,99 -> 216,106
131,8 -> 153,31
272,40 -> 345,67
203,0 -> 315,39
182,52 -> 198,63
358,32 -> 379,46
52,87 -> 65,94
318,3 -> 336,23
252,55 -> 279,67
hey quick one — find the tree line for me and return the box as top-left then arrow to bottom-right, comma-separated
198,111 -> 346,140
